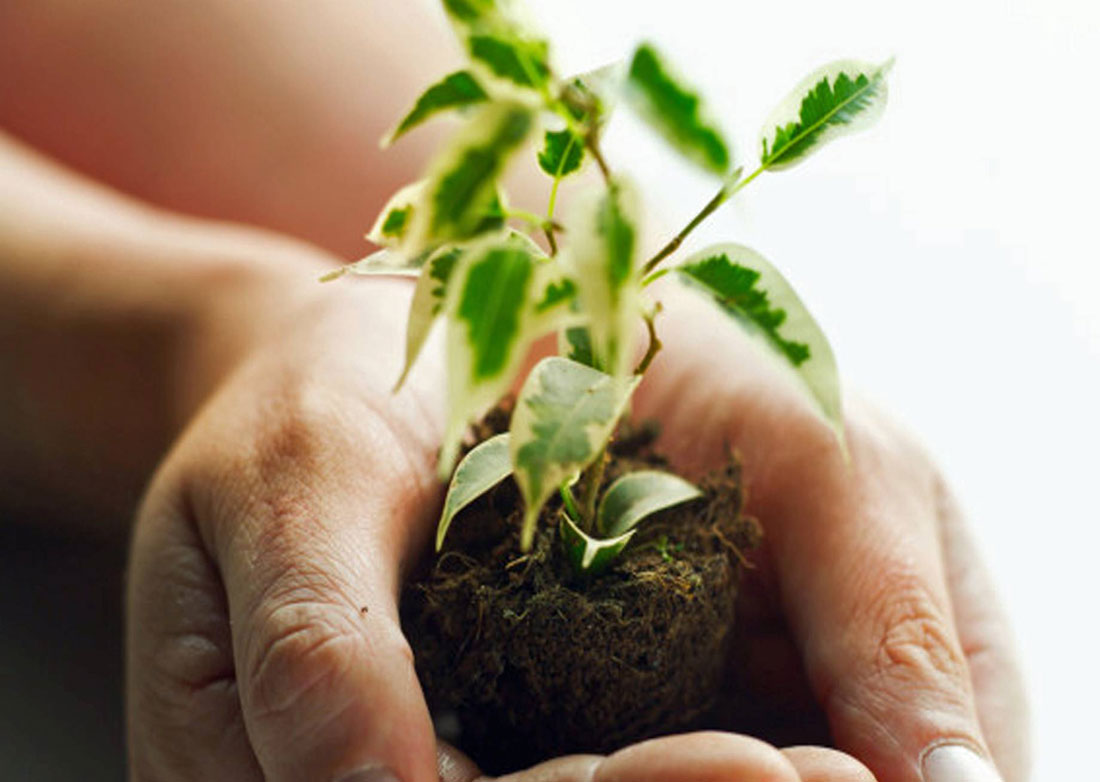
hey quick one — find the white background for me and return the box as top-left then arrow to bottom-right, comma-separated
527,1 -> 1099,779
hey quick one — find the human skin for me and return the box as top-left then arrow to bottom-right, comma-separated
0,1 -> 1028,781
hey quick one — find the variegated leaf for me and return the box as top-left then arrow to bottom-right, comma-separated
393,245 -> 463,390
559,508 -> 637,574
406,102 -> 534,252
318,248 -> 424,283
382,70 -> 489,147
596,470 -> 702,537
436,433 -> 512,550
625,43 -> 732,175
676,243 -> 844,444
510,357 -> 639,549
439,234 -> 542,474
562,179 -> 642,376
367,181 -> 427,247
760,59 -> 891,170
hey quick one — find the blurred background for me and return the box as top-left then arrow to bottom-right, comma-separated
2,0 -> 1096,779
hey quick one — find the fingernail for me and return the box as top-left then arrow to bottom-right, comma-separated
922,744 -> 1004,782
335,765 -> 401,782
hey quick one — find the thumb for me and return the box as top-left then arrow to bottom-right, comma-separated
752,407 -> 1004,782
187,388 -> 442,782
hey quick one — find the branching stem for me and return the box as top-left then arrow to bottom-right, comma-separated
640,164 -> 765,275
634,303 -> 664,375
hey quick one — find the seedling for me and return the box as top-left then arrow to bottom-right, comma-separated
327,0 -> 890,575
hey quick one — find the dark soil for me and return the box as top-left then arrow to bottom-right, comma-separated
400,409 -> 761,774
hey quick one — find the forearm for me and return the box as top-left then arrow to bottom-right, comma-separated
0,133 -> 329,531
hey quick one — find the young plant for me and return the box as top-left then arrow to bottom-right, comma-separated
327,1 -> 891,575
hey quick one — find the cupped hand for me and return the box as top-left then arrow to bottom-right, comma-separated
126,252 -> 865,782
127,263 -> 447,781
631,284 -> 1030,782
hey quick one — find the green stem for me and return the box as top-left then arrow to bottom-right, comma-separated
640,165 -> 766,275
577,448 -> 608,532
559,483 -> 582,522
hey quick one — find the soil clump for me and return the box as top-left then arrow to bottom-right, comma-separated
400,409 -> 761,774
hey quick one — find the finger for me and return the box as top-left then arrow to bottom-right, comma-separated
493,755 -> 602,782
751,402 -> 1002,782
635,300 -> 1001,782
592,732 -> 800,782
781,747 -> 876,782
936,482 -> 1031,782
190,399 -> 439,782
182,287 -> 445,782
438,742 -> 481,782
127,480 -> 262,781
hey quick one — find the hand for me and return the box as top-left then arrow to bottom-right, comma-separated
125,247 -> 874,782
632,284 -> 1031,782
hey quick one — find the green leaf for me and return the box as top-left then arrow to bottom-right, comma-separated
676,243 -> 843,443
559,325 -> 595,366
559,509 -> 637,575
436,433 -> 513,550
383,70 -> 489,147
468,34 -> 551,90
537,129 -> 584,178
563,180 -> 642,376
761,59 -> 892,170
407,102 -> 534,251
393,230 -> 545,391
510,357 -> 639,550
596,470 -> 702,538
441,0 -> 498,23
318,248 -> 425,282
393,244 -> 463,390
625,43 -> 732,175
367,181 -> 427,247
561,61 -> 624,129
439,234 -> 541,474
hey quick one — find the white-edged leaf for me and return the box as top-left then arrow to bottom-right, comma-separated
436,433 -> 513,550
467,33 -> 551,92
394,230 -> 550,390
596,470 -> 702,537
562,179 -> 642,376
531,264 -> 580,330
625,43 -> 732,175
406,102 -> 533,251
383,70 -> 489,147
510,357 -> 639,550
439,234 -> 541,475
367,181 -> 427,247
318,249 -> 424,282
393,245 -> 464,390
561,61 -> 624,131
559,509 -> 637,574
676,243 -> 844,444
760,59 -> 892,170
537,129 -> 584,179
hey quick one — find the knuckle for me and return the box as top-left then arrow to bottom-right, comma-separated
863,570 -> 968,692
243,595 -> 364,723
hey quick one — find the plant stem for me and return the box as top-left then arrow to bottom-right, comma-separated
559,484 -> 582,521
545,173 -> 564,255
640,164 -> 766,275
577,448 -> 608,533
634,303 -> 663,375
586,135 -> 612,183
544,225 -> 559,255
